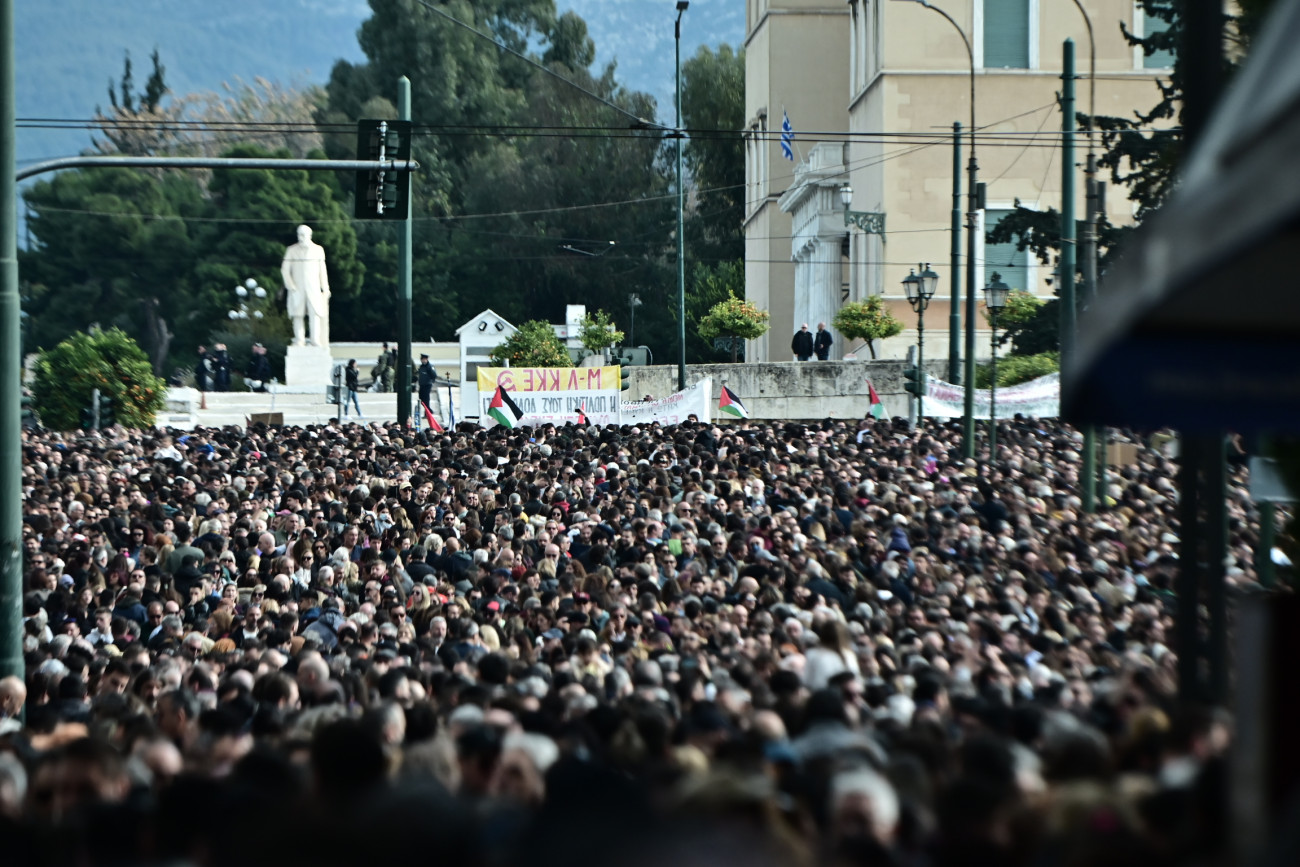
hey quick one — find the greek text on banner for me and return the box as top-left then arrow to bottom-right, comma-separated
475,366 -> 622,427
476,366 -> 619,393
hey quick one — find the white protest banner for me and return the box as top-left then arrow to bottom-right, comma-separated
475,366 -> 622,426
922,372 -> 1060,419
621,377 -> 713,426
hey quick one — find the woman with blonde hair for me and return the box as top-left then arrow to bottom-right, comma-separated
408,584 -> 437,634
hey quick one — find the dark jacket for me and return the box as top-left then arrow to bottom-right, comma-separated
303,608 -> 346,651
345,366 -> 360,392
418,361 -> 436,391
195,350 -> 210,391
791,329 -> 814,358
814,328 -> 833,359
246,353 -> 272,383
212,349 -> 231,390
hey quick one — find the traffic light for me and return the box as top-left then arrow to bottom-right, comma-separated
903,365 -> 925,398
354,119 -> 412,220
620,366 -> 631,392
98,393 -> 116,429
80,405 -> 94,431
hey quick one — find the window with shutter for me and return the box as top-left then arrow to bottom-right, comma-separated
983,210 -> 1031,294
983,0 -> 1030,69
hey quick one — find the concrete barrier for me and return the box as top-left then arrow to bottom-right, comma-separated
626,359 -> 951,421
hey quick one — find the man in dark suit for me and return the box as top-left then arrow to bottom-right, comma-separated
791,323 -> 814,361
814,322 -> 833,360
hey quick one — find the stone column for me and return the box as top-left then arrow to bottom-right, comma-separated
810,237 -> 842,359
792,246 -> 811,337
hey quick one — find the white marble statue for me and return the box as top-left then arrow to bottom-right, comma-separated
281,224 -> 331,346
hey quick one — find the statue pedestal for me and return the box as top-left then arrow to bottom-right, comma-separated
284,344 -> 334,387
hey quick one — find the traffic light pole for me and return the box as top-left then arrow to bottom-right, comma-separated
1060,41 -> 1077,373
16,155 -> 417,183
396,76 -> 414,428
1,0 -> 22,684
948,122 -> 962,384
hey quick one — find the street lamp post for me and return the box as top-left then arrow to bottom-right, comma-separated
893,0 -> 978,456
983,272 -> 1009,458
629,293 -> 642,349
1066,0 -> 1103,513
839,183 -> 888,235
903,264 -> 939,428
228,278 -> 267,325
674,0 -> 689,392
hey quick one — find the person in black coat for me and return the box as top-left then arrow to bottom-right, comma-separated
246,343 -> 272,392
791,323 -> 814,361
814,322 -> 833,360
212,343 -> 232,392
195,345 -> 210,392
417,354 -> 436,411
344,359 -> 364,418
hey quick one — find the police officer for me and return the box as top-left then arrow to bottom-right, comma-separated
417,353 -> 436,411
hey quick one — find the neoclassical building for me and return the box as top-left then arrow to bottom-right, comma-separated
743,0 -> 1172,363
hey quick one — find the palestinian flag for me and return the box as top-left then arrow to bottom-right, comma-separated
421,401 -> 445,432
576,400 -> 588,426
488,386 -> 524,428
718,386 -> 749,419
868,380 -> 885,419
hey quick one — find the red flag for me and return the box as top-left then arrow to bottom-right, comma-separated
421,401 -> 445,432
576,400 -> 588,426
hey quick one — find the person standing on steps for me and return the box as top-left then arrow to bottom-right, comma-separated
344,359 -> 364,419
374,341 -> 396,393
212,343 -> 232,392
418,353 -> 436,414
814,322 -> 834,361
791,323 -> 814,361
245,343 -> 272,393
195,346 -> 210,392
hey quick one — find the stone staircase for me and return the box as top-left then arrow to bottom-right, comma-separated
162,386 -> 456,430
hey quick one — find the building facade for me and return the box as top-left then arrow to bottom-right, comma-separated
744,0 -> 1172,363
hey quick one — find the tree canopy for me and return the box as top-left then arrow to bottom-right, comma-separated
33,328 -> 167,431
21,4 -> 750,371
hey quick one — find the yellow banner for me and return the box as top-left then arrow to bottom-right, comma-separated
476,366 -> 620,393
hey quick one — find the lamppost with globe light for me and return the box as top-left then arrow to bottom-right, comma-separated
228,278 -> 267,326
902,264 -> 939,427
983,272 -> 1010,456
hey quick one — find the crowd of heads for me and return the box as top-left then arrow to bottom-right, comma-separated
0,412 -> 1270,866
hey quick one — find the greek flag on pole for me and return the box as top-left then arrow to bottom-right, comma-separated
780,110 -> 794,161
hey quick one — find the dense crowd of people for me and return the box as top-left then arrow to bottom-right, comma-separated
0,412 -> 1271,866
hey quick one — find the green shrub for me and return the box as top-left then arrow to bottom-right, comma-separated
490,320 -> 574,368
974,352 -> 1059,388
698,291 -> 771,342
33,327 -> 168,430
577,310 -> 625,357
832,296 -> 904,358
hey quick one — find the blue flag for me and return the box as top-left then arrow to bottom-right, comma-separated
780,109 -> 795,161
